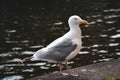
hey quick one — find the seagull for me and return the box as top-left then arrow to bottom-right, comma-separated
20,15 -> 89,76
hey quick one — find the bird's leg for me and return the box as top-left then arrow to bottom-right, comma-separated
59,63 -> 63,74
65,61 -> 78,77
65,61 -> 70,73
59,63 -> 69,76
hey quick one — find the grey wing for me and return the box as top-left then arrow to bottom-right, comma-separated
36,39 -> 77,62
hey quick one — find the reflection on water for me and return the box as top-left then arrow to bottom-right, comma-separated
0,1 -> 120,80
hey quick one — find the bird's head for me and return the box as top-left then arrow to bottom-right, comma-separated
68,15 -> 89,26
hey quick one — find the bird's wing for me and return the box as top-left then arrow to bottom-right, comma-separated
34,39 -> 77,62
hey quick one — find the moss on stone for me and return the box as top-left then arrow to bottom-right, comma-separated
104,75 -> 120,80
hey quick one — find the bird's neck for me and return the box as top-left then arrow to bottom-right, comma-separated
69,24 -> 82,36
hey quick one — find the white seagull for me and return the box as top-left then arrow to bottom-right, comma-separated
20,15 -> 89,76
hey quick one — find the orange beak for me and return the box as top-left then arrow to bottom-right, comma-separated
81,20 -> 89,25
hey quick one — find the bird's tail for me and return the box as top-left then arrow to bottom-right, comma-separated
18,56 -> 33,64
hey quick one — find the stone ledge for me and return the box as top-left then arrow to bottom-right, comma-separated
29,59 -> 120,80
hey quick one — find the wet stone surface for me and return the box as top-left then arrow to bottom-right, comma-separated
29,59 -> 120,80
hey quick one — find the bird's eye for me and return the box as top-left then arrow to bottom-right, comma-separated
74,18 -> 77,20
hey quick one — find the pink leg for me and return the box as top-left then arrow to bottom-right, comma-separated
59,63 -> 69,76
59,61 -> 78,76
59,63 -> 63,74
65,61 -> 70,73
65,61 -> 78,77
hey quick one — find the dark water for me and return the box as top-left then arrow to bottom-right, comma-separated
0,0 -> 120,80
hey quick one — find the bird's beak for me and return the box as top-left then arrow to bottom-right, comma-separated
81,20 -> 89,25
